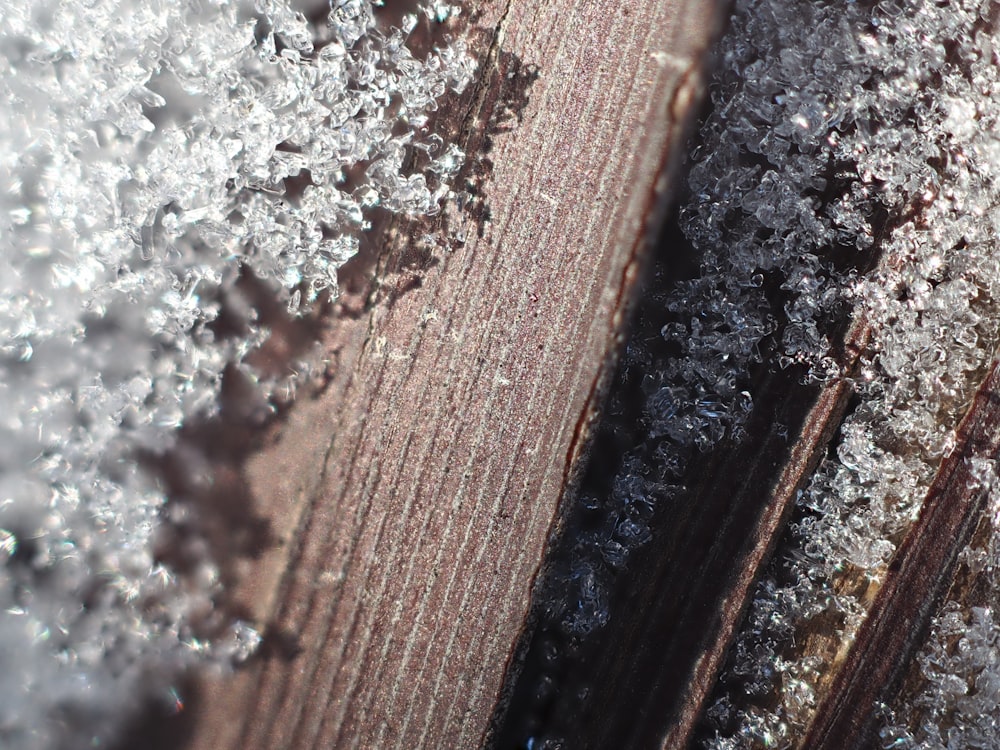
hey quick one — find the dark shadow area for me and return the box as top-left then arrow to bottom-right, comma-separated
488,69 -> 891,750
488,210 -> 859,750
109,678 -> 200,750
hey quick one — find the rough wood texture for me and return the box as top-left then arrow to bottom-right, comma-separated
178,2 -> 725,749
803,361 -> 1000,749
515,298 -> 871,749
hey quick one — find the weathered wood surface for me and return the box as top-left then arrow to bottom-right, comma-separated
803,360 -> 1000,749
177,2 -> 726,749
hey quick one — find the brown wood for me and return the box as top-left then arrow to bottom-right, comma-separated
661,322 -> 872,750
176,2 -> 727,749
514,300 -> 872,749
802,361 -> 1000,749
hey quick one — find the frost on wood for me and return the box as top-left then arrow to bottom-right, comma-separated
879,458 -> 1000,750
506,0 -> 1000,747
0,1 -> 472,747
686,0 -> 1000,747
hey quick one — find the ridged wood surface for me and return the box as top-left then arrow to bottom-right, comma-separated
178,1 -> 725,748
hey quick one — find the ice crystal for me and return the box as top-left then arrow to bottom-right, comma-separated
504,0 -> 1000,744
880,469 -> 1000,750
685,0 -> 1000,747
0,1 -> 472,747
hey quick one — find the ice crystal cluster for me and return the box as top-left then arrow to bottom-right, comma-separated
882,602 -> 1000,748
0,1 -> 472,747
685,0 -> 1000,747
879,463 -> 1000,748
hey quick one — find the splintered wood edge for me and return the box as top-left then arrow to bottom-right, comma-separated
178,1 -> 726,749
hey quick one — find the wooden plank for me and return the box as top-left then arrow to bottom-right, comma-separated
492,266 -> 872,748
171,2 -> 726,749
802,361 -> 1000,749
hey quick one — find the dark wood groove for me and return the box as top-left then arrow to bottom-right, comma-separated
568,322 -> 871,750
